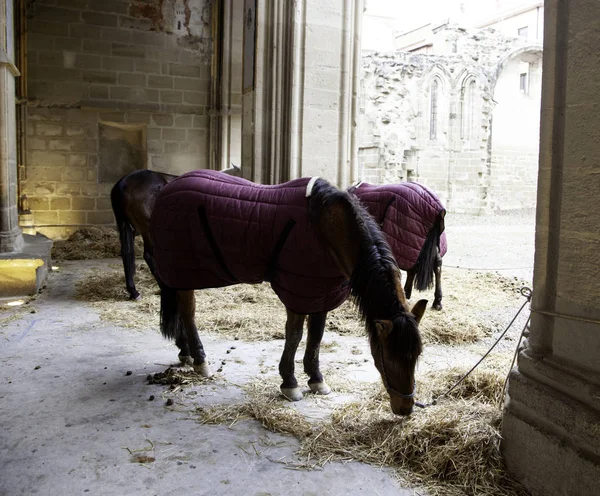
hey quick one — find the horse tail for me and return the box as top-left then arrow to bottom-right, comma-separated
159,283 -> 184,341
110,179 -> 137,285
413,212 -> 444,291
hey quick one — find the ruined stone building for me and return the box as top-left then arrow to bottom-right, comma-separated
359,13 -> 543,213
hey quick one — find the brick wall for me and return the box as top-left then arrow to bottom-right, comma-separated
21,0 -> 212,239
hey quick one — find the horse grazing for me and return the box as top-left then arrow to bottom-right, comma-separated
350,182 -> 447,310
110,165 -> 241,300
150,171 -> 427,415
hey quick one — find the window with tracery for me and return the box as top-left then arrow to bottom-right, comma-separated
430,79 -> 439,140
460,79 -> 476,141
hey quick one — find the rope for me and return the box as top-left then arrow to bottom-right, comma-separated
531,308 -> 600,326
415,287 -> 532,409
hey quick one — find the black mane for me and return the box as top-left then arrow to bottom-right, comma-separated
308,179 -> 405,320
308,178 -> 422,370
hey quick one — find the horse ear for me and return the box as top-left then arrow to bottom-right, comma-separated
374,320 -> 393,339
410,299 -> 428,324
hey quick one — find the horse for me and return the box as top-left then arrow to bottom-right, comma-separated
110,165 -> 241,300
110,169 -> 177,300
112,170 -> 447,310
150,170 -> 427,415
349,181 -> 447,310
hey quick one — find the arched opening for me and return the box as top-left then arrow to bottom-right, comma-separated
460,78 -> 476,141
429,78 -> 440,140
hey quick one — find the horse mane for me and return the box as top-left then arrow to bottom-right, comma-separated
308,179 -> 422,365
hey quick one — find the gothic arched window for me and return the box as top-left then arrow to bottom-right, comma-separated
430,79 -> 439,140
460,78 -> 477,141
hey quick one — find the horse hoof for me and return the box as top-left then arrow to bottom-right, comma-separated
281,387 -> 303,402
309,382 -> 331,395
179,355 -> 193,366
194,362 -> 213,377
433,302 -> 443,311
130,293 -> 141,301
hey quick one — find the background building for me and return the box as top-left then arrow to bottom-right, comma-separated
360,0 -> 543,213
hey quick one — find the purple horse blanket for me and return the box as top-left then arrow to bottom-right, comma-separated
351,182 -> 447,270
150,171 -> 348,315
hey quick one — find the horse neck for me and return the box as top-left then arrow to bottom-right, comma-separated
351,253 -> 406,325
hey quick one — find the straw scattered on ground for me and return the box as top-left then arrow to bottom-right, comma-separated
193,359 -> 526,496
72,257 -> 527,495
414,269 -> 528,344
74,264 -> 160,329
0,296 -> 38,329
74,262 -> 526,347
51,226 -> 143,260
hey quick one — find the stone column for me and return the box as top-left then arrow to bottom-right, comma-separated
501,1 -> 600,494
0,0 -> 23,253
241,0 -> 362,187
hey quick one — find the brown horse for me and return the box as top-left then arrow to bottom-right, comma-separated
110,166 -> 241,300
110,169 -> 177,300
350,182 -> 447,310
112,170 -> 445,308
150,171 -> 427,415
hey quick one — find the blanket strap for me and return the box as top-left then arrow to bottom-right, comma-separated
197,206 -> 238,283
265,219 -> 296,282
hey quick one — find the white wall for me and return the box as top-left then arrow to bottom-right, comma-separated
489,50 -> 542,209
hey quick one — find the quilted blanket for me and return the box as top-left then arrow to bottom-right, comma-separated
351,182 -> 447,270
150,171 -> 349,314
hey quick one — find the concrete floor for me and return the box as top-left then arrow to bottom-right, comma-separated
0,212 -> 534,496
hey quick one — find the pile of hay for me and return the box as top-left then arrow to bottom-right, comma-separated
194,359 -> 525,495
52,226 -> 143,260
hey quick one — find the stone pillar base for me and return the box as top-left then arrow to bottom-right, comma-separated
502,352 -> 600,495
0,227 -> 24,253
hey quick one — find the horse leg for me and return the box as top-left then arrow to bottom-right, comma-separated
176,333 -> 193,366
404,269 -> 416,300
141,233 -> 161,296
177,290 -> 212,376
279,309 -> 306,401
433,252 -> 443,310
303,311 -> 331,395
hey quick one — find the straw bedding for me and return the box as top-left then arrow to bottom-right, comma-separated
67,236 -> 530,494
194,362 -> 527,496
74,263 -> 526,345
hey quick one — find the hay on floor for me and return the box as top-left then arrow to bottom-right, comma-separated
193,359 -> 525,496
412,269 -> 528,344
74,264 -> 160,329
74,263 -> 526,346
51,226 -> 143,260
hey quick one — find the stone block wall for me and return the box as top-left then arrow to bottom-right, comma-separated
21,0 -> 212,239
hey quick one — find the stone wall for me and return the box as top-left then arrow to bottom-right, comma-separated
21,0 -> 212,239
359,25 -> 542,213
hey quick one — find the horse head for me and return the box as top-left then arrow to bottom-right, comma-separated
369,299 -> 427,415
